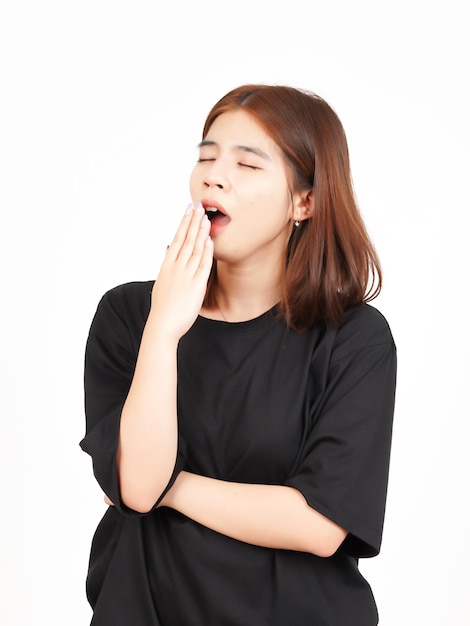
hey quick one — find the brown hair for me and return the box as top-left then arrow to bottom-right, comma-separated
202,84 -> 382,331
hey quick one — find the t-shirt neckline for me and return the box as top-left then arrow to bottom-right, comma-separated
196,304 -> 280,334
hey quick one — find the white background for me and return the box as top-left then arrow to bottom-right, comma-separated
1,1 -> 468,624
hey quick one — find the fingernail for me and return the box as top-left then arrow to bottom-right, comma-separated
185,203 -> 193,215
196,201 -> 204,214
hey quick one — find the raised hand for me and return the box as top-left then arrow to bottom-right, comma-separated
149,203 -> 213,342
117,204 -> 213,512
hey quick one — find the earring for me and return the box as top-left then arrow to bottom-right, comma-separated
294,220 -> 300,227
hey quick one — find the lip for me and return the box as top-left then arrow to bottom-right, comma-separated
200,199 -> 230,217
200,199 -> 231,237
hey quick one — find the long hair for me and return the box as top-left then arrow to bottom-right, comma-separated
202,84 -> 382,331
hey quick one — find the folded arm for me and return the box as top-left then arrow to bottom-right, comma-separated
159,471 -> 347,558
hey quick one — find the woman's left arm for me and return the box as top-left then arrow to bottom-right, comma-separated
159,471 -> 347,558
160,312 -> 396,560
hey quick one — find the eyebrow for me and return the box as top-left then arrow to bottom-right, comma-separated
197,140 -> 271,160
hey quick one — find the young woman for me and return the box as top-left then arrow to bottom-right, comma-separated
81,84 -> 396,625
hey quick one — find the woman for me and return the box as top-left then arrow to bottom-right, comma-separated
81,84 -> 396,625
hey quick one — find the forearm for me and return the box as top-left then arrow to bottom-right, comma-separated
98,206 -> 212,513
162,472 -> 347,557
118,316 -> 179,512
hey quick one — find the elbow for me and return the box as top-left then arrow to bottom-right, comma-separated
120,489 -> 160,514
127,499 -> 155,515
292,490 -> 348,557
117,447 -> 176,514
309,529 -> 348,558
314,540 -> 342,558
119,474 -> 172,513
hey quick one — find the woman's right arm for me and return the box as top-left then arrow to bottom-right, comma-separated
117,204 -> 212,513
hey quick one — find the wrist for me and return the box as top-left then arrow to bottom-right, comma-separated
143,314 -> 182,349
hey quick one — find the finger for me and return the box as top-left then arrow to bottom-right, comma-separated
186,214 -> 211,272
194,234 -> 214,280
174,203 -> 207,265
165,204 -> 195,261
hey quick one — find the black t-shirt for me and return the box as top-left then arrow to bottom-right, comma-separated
81,281 -> 396,626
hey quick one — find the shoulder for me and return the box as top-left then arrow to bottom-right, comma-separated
97,280 -> 154,315
90,280 -> 155,339
100,280 -> 154,305
330,303 -> 395,365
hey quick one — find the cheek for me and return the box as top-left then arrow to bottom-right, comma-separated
252,184 -> 291,224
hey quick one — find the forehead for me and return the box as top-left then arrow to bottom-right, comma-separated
204,110 -> 281,157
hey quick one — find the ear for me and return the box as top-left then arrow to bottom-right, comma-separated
292,188 -> 315,223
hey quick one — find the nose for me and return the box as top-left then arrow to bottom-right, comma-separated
203,162 -> 228,190
204,179 -> 224,189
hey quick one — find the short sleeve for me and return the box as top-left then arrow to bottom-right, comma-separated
285,308 -> 397,557
80,283 -> 187,516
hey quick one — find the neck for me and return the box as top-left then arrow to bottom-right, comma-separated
210,257 -> 283,322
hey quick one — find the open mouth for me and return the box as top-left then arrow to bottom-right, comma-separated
205,206 -> 224,221
202,201 -> 231,235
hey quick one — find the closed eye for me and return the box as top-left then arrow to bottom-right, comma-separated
197,158 -> 260,170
